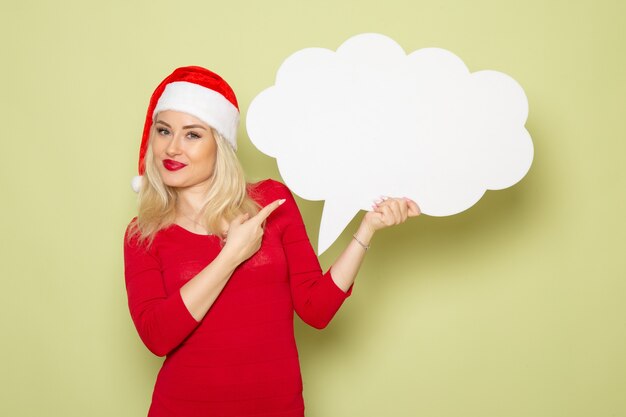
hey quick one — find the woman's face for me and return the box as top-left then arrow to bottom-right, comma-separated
150,110 -> 217,191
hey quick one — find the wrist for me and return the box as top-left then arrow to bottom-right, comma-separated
217,245 -> 245,270
355,221 -> 375,246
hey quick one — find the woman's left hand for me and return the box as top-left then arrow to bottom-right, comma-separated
362,196 -> 421,234
330,197 -> 420,292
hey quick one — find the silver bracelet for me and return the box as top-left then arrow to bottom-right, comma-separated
352,234 -> 370,251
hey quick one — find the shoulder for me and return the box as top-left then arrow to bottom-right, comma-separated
124,217 -> 138,241
126,217 -> 138,228
248,179 -> 304,228
248,178 -> 293,204
123,217 -> 162,253
123,217 -> 145,250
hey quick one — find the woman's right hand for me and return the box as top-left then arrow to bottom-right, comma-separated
221,199 -> 286,264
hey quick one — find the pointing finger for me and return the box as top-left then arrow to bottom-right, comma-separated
254,199 -> 286,223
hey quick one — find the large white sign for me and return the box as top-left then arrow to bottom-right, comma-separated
247,33 -> 533,254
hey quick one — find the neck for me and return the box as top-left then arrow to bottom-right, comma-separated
176,193 -> 203,221
175,195 -> 210,235
174,183 -> 228,237
176,186 -> 208,219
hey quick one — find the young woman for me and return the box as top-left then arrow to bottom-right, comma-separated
124,66 -> 420,417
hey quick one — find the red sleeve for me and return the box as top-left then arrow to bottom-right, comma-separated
123,223 -> 201,357
266,180 -> 353,329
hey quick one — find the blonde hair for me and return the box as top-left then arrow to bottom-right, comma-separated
128,126 -> 260,245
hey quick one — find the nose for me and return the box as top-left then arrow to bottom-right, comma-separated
165,134 -> 183,156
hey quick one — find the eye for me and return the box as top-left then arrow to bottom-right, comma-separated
186,131 -> 202,140
156,127 -> 170,136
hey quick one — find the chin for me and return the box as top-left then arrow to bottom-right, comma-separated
162,181 -> 184,189
159,169 -> 213,190
158,172 -> 185,188
163,179 -> 189,189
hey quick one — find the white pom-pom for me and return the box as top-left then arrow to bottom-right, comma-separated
131,175 -> 143,193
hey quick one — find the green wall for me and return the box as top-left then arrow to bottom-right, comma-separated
1,0 -> 624,416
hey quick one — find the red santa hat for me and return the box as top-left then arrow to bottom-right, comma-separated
132,66 -> 240,192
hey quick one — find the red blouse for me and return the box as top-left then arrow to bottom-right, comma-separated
124,179 -> 352,417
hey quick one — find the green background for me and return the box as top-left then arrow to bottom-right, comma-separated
1,0 -> 624,416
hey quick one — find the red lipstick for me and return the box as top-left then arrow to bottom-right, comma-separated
163,159 -> 187,171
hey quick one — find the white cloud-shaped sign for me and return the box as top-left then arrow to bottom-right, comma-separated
247,33 -> 533,254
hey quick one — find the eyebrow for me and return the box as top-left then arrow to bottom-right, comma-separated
155,120 -> 208,130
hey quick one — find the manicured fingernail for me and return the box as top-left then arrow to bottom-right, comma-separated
278,199 -> 286,205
